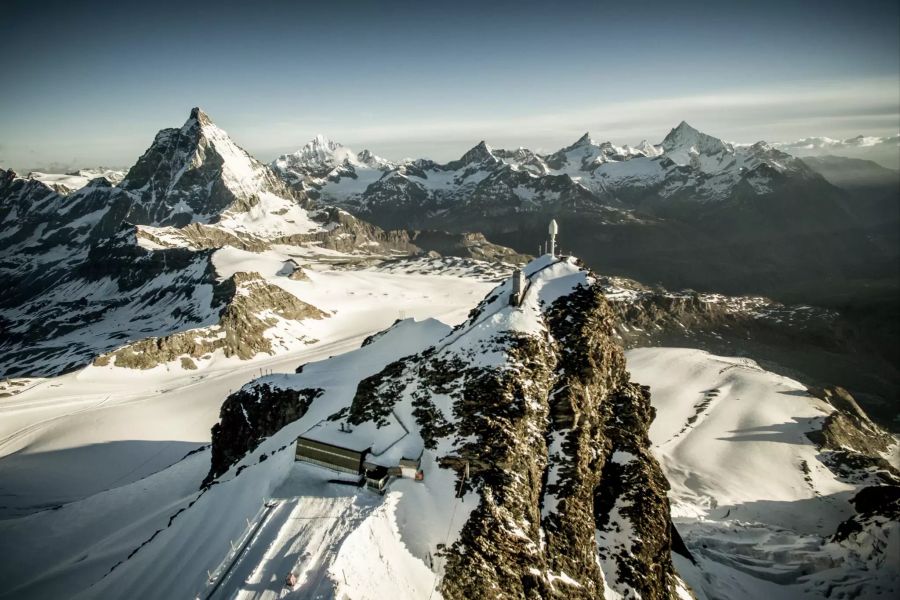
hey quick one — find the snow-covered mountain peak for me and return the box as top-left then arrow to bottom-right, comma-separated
356,148 -> 392,169
662,121 -> 731,154
748,140 -> 774,153
186,106 -> 212,127
456,140 -> 497,165
112,108 -> 306,227
270,135 -> 364,178
661,121 -> 735,168
570,131 -> 594,148
24,167 -> 126,194
635,139 -> 662,157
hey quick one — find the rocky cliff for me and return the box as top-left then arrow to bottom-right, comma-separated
94,271 -> 326,370
203,256 -> 692,598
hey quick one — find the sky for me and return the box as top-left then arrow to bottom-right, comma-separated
1,0 -> 898,171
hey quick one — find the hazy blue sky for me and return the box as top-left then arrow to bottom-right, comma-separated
2,0 -> 898,171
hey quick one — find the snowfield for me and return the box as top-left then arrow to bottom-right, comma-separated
629,347 -> 899,600
0,256 -> 495,599
0,259 -> 896,599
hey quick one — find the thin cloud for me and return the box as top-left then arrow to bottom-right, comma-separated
242,77 -> 899,162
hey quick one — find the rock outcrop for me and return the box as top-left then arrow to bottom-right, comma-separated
205,384 -> 323,486
805,386 -> 899,488
204,256 -> 691,598
94,272 -> 326,369
408,230 -> 531,264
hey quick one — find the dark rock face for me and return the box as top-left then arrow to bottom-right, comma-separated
118,108 -> 309,226
205,384 -> 323,485
833,485 -> 900,542
807,385 -> 876,425
0,225 -> 226,377
94,271 -> 327,369
202,262 -> 686,597
599,277 -> 900,434
806,388 -> 899,488
408,230 -> 530,264
347,284 -> 682,598
539,284 -> 679,600
276,207 -> 419,255
801,385 -> 900,558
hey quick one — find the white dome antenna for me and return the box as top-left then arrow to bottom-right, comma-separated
548,219 -> 559,257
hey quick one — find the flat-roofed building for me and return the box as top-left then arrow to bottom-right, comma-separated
295,437 -> 368,476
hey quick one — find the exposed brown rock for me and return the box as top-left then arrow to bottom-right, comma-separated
94,272 -> 326,369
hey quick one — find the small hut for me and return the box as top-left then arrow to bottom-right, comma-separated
363,464 -> 390,494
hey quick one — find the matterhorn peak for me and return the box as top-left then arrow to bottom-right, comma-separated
189,106 -> 210,122
118,107 -> 275,224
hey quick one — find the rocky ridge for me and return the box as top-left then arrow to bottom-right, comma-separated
94,271 -> 327,370
204,256 -> 692,599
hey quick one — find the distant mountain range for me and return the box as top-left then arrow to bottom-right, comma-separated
4,110 -> 897,386
770,133 -> 899,169
268,122 -> 899,305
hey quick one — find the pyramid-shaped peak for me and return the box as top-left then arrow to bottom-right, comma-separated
573,132 -> 593,146
462,140 -> 494,161
556,132 -> 599,154
187,107 -> 212,127
120,107 -> 271,218
663,121 -> 701,143
662,121 -> 729,156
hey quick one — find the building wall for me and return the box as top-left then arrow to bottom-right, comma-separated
296,438 -> 364,475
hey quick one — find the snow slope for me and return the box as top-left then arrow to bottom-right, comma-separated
26,168 -> 125,193
630,347 -> 899,600
1,255 -> 678,600
0,257 -> 497,598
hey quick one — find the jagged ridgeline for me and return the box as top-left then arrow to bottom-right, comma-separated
0,107 -> 532,378
276,123 -> 897,305
205,256 -> 693,599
